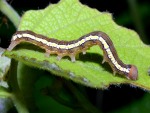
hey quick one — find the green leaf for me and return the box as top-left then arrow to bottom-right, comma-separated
17,62 -> 40,111
4,0 -> 150,89
0,48 -> 10,88
34,76 -> 73,113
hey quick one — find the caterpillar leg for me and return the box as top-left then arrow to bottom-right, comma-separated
102,51 -> 108,64
113,71 -> 117,75
82,50 -> 86,55
45,49 -> 50,57
69,54 -> 76,62
111,66 -> 117,75
102,55 -> 108,64
102,59 -> 106,64
57,55 -> 62,61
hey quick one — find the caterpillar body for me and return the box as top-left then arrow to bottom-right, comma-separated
7,30 -> 138,80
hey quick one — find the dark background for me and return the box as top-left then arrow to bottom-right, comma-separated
0,0 -> 150,113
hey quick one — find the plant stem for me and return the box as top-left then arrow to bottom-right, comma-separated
0,0 -> 20,28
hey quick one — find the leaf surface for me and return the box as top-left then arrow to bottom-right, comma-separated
4,0 -> 150,89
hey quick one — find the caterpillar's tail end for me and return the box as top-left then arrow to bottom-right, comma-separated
7,41 -> 16,51
128,65 -> 138,80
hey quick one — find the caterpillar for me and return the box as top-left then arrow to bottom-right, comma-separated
7,30 -> 138,80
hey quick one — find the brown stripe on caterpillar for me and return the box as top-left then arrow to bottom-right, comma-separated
7,30 -> 138,80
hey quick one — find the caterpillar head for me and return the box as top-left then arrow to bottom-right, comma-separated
127,65 -> 138,80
